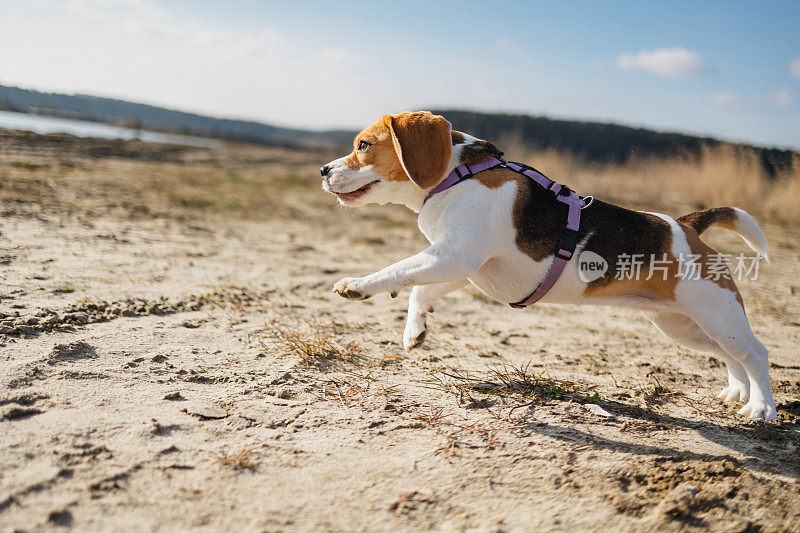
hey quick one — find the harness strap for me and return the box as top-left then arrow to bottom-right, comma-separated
503,161 -> 587,308
424,156 -> 588,309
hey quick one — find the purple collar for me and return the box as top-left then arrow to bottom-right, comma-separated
423,156 -> 506,205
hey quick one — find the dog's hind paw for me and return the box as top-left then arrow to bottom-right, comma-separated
737,399 -> 777,421
716,382 -> 749,403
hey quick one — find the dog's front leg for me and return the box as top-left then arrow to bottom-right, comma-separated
333,241 -> 485,301
403,280 -> 467,350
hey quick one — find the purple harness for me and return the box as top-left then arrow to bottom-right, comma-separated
423,156 -> 590,309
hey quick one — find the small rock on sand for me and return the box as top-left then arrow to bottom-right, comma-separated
584,404 -> 614,418
163,392 -> 185,401
182,403 -> 228,419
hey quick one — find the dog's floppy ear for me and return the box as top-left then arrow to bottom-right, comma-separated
385,112 -> 452,190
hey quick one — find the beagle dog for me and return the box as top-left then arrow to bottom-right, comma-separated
320,111 -> 776,421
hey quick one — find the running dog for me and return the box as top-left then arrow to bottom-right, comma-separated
320,111 -> 776,420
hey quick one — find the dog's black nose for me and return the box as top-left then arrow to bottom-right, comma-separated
320,165 -> 331,177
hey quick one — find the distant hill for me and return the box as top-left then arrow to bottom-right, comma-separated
433,110 -> 798,178
1,84 -> 796,177
0,84 -> 352,150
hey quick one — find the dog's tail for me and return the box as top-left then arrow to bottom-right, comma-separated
677,207 -> 769,262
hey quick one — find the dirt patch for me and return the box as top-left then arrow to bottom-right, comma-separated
0,288 -> 270,337
605,457 -> 800,530
47,341 -> 97,364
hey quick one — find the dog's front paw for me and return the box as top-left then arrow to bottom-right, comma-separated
403,313 -> 427,350
333,277 -> 372,300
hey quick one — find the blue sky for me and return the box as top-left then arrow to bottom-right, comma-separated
1,0 -> 799,148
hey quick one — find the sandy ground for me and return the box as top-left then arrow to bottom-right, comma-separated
1,130 -> 799,532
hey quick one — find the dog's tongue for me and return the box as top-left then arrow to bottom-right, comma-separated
338,181 -> 374,201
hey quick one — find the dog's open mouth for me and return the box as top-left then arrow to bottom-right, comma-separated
335,180 -> 379,202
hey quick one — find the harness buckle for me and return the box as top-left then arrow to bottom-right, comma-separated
556,228 -> 579,260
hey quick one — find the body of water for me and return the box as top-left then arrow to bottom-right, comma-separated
0,110 -> 220,148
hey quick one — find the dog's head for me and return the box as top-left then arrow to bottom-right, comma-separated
321,111 -> 453,207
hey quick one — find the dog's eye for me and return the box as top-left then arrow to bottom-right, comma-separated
358,140 -> 371,152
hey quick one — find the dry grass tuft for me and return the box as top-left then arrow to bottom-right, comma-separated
255,318 -> 364,367
414,406 -> 451,426
429,362 -> 599,406
314,372 -> 397,407
212,444 -> 259,470
634,375 -> 682,408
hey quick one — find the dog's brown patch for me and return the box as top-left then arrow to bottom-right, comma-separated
459,140 -> 503,166
581,211 -> 679,301
474,168 -> 518,189
677,207 -> 738,235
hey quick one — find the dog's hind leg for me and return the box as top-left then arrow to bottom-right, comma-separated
689,309 -> 775,420
647,311 -> 750,403
675,282 -> 775,420
404,280 -> 466,350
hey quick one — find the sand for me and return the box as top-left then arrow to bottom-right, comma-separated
1,130 -> 799,532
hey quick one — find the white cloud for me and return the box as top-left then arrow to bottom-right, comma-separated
791,56 -> 800,78
773,88 -> 794,107
711,92 -> 743,108
616,47 -> 708,79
